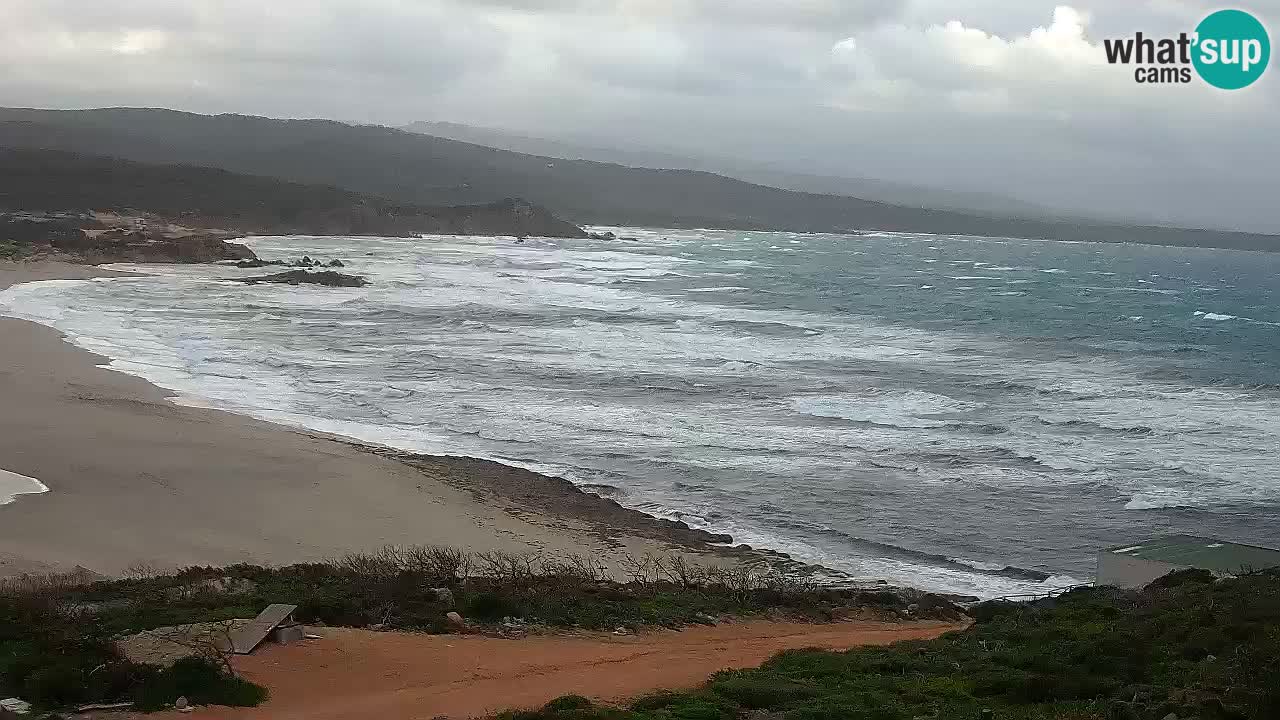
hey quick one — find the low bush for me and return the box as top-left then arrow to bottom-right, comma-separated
26,547 -> 957,639
2,546 -> 958,711
132,657 -> 267,711
516,568 -> 1280,720
0,591 -> 264,711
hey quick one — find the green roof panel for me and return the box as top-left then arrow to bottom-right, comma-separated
1107,535 -> 1280,574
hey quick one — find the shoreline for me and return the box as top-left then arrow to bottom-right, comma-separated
0,469 -> 49,506
0,260 -> 813,581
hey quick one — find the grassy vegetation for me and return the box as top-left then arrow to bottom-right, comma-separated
8,548 -> 1275,718
0,588 -> 265,711
0,546 -> 959,712
503,569 -> 1280,720
54,548 -> 955,637
0,239 -> 31,259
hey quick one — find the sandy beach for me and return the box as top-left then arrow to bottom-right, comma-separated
0,261 -> 719,579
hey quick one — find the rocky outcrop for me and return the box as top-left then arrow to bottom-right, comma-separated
2,213 -> 257,264
240,270 -> 368,287
76,233 -> 258,264
62,231 -> 255,264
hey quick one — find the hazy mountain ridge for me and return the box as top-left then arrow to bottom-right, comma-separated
2,107 -> 1276,252
403,120 -> 1058,218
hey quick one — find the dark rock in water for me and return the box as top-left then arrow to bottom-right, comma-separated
987,565 -> 1052,582
236,258 -> 286,268
328,259 -> 344,267
240,270 -> 368,287
587,231 -> 617,241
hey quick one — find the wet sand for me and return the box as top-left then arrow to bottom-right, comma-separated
0,261 -> 723,578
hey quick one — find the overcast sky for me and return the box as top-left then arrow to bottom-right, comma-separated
2,1 -> 1277,232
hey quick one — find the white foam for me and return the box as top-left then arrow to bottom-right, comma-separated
0,469 -> 49,506
1125,489 -> 1197,510
793,390 -> 977,428
6,229 -> 1276,600
1194,311 -> 1238,321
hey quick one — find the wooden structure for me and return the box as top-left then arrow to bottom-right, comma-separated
228,603 -> 299,655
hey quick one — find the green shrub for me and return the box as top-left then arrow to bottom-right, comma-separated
507,568 -> 1280,720
630,691 -> 735,720
970,599 -> 1022,623
1147,568 -> 1216,590
544,695 -> 595,712
132,657 -> 267,711
22,664 -> 88,705
466,589 -> 520,620
709,670 -> 818,709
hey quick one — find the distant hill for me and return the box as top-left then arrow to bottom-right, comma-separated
2,107 -> 1277,252
403,120 -> 1058,218
0,147 -> 586,238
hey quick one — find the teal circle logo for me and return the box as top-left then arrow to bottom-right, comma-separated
1193,9 -> 1270,89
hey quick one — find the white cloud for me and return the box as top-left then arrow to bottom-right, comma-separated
112,29 -> 169,55
825,5 -> 1202,114
0,0 -> 1276,231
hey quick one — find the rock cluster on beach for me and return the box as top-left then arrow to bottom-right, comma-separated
1,212 -> 256,264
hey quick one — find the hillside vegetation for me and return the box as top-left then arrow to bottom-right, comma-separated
0,147 -> 586,238
5,549 -> 1276,718
0,547 -> 958,712
1,108 -> 1277,251
510,569 -> 1280,720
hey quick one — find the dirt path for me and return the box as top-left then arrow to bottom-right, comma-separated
157,620 -> 961,720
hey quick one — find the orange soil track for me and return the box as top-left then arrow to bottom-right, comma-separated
160,620 -> 962,720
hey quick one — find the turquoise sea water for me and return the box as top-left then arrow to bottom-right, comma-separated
3,227 -> 1277,597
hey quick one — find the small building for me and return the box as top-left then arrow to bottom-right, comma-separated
1097,535 -> 1280,589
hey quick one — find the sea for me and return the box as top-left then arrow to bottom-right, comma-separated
3,227 -> 1278,598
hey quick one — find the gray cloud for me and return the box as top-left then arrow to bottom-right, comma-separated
1,0 -> 1277,231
